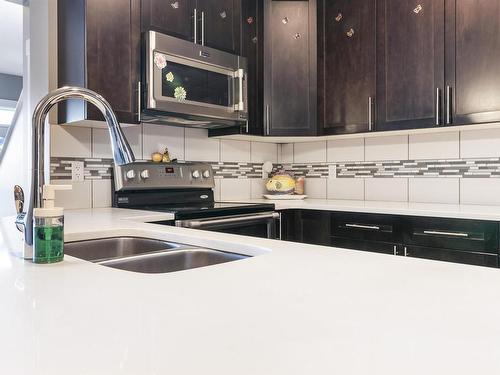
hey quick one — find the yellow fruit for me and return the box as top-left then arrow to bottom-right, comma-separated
152,152 -> 163,163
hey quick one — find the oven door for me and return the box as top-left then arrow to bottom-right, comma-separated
145,31 -> 247,126
176,212 -> 280,240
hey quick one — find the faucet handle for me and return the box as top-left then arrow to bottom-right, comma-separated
14,185 -> 24,214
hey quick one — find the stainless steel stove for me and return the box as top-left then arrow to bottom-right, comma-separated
112,162 -> 279,239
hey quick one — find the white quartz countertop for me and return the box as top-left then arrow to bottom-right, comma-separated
229,198 -> 500,221
2,207 -> 500,374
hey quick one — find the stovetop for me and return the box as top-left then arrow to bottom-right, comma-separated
137,202 -> 276,220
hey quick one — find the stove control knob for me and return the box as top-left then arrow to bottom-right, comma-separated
203,170 -> 211,178
140,170 -> 150,180
125,170 -> 136,180
192,170 -> 201,179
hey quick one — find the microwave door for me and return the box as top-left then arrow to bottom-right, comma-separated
151,53 -> 242,120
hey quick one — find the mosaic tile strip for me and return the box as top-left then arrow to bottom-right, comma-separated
50,157 -> 265,180
274,164 -> 329,178
336,158 -> 500,178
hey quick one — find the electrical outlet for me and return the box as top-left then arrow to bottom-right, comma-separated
72,161 -> 85,182
328,164 -> 337,180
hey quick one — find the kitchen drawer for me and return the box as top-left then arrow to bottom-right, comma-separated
331,237 -> 400,255
331,212 -> 400,243
404,246 -> 499,268
403,217 -> 499,254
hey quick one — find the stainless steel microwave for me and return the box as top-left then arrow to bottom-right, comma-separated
141,31 -> 248,129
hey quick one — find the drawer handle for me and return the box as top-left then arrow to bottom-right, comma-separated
423,230 -> 469,238
345,224 -> 380,231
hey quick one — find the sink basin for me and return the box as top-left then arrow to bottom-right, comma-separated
98,248 -> 248,274
65,237 -> 250,273
64,237 -> 180,262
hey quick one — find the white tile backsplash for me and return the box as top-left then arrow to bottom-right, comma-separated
328,179 -> 364,200
280,144 -> 294,163
92,179 -> 112,208
327,138 -> 364,162
251,178 -> 267,199
365,178 -> 408,202
294,141 -> 327,163
220,179 -> 251,201
304,178 -> 327,199
51,125 -> 91,158
185,128 -> 220,161
93,126 -> 143,159
409,132 -> 459,160
143,124 -> 184,161
251,142 -> 278,163
221,140 -> 251,162
460,179 -> 500,205
52,180 -> 92,209
460,128 -> 500,158
365,135 -> 408,161
409,178 -> 459,204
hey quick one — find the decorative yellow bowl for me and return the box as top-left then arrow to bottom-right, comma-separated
265,174 -> 296,195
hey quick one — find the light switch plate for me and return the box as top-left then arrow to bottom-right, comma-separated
72,161 -> 85,182
328,164 -> 337,179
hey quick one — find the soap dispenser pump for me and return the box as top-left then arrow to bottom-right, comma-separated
33,184 -> 72,264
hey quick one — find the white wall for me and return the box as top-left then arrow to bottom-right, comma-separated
0,0 -> 56,217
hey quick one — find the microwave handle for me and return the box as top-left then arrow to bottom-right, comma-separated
234,69 -> 245,111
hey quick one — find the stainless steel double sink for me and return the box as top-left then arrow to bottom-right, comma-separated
65,237 -> 250,274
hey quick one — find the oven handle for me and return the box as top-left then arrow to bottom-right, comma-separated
234,68 -> 245,112
176,212 -> 279,229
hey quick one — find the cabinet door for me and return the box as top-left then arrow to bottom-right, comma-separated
85,0 -> 141,124
197,0 -> 241,54
263,0 -> 317,136
318,0 -> 376,135
376,0 -> 445,131
141,0 -> 195,41
296,210 -> 331,246
404,246 -> 499,268
445,0 -> 500,125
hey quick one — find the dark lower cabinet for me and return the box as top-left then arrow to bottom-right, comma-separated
58,0 -> 141,125
280,209 -> 500,268
331,237 -> 399,256
404,246 -> 499,268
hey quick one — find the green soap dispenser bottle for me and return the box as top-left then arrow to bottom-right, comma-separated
33,184 -> 72,264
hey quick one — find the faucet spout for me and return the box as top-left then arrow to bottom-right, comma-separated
18,86 -> 136,258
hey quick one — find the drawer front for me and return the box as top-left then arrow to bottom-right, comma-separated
405,246 -> 499,268
403,217 -> 499,254
331,212 -> 400,243
331,237 -> 399,255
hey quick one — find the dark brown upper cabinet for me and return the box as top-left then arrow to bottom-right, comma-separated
263,0 -> 317,136
445,0 -> 500,126
376,0 -> 445,131
141,0 -> 196,42
318,0 -> 376,135
197,0 -> 241,54
142,0 -> 241,55
58,0 -> 141,125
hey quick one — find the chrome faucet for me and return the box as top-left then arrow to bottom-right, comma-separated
14,86 -> 136,259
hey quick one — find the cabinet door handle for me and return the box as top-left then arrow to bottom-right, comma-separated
265,105 -> 270,135
435,87 -> 441,126
368,96 -> 374,131
446,85 -> 452,125
404,247 -> 408,256
201,11 -> 205,46
137,81 -> 141,122
345,223 -> 380,231
193,8 -> 198,44
423,230 -> 469,238
393,245 -> 398,256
